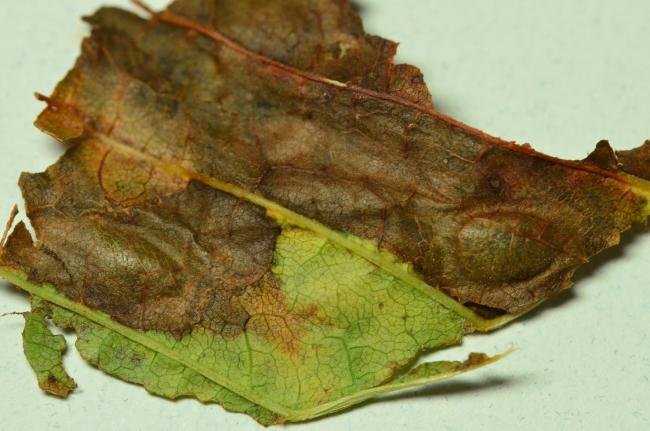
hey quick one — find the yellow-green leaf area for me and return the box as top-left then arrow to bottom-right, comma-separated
4,225 -> 471,423
22,310 -> 77,398
269,226 -> 466,409
48,304 -> 279,425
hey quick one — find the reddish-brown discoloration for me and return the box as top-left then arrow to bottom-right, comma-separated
617,141 -> 650,181
2,0 -> 649,335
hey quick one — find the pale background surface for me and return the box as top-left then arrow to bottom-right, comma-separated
1,1 -> 649,430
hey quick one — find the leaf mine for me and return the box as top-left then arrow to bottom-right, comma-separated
1,0 -> 649,424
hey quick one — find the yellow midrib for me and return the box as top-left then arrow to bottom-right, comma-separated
0,266 -> 509,421
92,133 -> 514,331
0,267 -> 293,418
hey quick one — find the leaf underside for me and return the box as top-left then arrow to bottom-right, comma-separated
1,0 -> 649,425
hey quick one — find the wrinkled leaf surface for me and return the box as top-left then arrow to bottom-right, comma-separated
1,0 -> 650,424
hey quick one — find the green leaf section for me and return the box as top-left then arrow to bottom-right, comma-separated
2,226 -> 503,423
47,303 -> 279,425
22,308 -> 77,398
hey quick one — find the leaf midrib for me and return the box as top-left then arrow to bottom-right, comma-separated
0,268 -> 294,417
0,266 -> 506,421
140,2 -> 632,184
95,132 -> 512,331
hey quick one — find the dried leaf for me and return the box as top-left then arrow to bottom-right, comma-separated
1,0 -> 649,424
